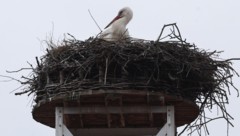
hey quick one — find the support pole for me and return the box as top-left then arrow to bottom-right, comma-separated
167,106 -> 175,136
156,106 -> 175,136
55,106 -> 175,136
55,107 -> 73,136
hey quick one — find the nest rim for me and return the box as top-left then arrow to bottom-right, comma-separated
32,89 -> 199,128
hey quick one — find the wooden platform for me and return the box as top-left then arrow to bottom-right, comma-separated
32,89 -> 199,129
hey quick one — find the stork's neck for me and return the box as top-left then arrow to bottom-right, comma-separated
112,17 -> 130,31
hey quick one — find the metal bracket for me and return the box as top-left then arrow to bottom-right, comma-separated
55,107 -> 73,136
55,106 -> 175,136
156,106 -> 175,136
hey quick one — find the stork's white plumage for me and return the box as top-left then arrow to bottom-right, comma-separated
99,7 -> 133,41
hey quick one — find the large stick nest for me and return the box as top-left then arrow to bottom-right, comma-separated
36,39 -> 217,102
15,24 -> 239,135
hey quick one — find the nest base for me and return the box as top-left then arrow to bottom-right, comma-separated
69,128 -> 160,136
33,89 -> 199,130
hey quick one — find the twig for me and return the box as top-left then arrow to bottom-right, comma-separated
0,74 -> 23,83
156,23 -> 184,44
6,68 -> 32,73
104,57 -> 108,85
88,9 -> 102,32
224,58 -> 240,62
156,23 -> 177,41
36,57 -> 41,68
178,124 -> 190,136
9,85 -> 25,94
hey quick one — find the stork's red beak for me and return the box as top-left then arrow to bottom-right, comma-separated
104,15 -> 122,29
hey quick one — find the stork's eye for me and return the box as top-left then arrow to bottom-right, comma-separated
119,10 -> 123,15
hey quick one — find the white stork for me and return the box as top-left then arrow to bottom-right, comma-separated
99,7 -> 133,41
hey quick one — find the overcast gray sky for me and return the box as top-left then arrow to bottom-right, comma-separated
0,0 -> 240,136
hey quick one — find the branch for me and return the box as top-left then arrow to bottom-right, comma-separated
0,74 -> 23,83
88,9 -> 102,32
6,68 -> 32,73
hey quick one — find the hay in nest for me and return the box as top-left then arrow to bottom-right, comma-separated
13,24 -> 239,135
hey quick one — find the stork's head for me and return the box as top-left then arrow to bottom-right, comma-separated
105,7 -> 133,29
118,7 -> 133,22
